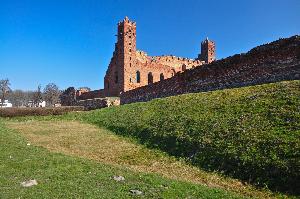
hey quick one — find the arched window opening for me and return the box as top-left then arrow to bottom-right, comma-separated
148,72 -> 153,84
115,71 -> 118,84
136,71 -> 141,83
160,73 -> 164,81
182,64 -> 187,71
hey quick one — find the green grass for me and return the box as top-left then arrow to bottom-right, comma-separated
5,120 -> 274,198
3,80 -> 299,198
56,80 -> 299,195
0,120 -> 244,199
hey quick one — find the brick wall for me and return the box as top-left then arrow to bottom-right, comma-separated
76,89 -> 105,100
120,35 -> 300,104
75,97 -> 120,110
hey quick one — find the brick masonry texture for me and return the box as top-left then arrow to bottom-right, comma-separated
120,35 -> 300,104
104,17 -> 214,97
75,97 -> 120,110
76,89 -> 105,100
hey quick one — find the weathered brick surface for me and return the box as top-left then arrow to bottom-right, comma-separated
104,17 -> 212,97
75,98 -> 107,111
76,89 -> 105,100
120,36 -> 300,104
75,97 -> 120,110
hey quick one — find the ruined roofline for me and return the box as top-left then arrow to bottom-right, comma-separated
216,35 -> 300,62
118,16 -> 136,26
136,50 -> 199,62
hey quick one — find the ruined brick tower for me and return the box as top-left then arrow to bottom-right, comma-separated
104,17 -> 137,96
198,38 -> 216,64
104,17 -> 215,97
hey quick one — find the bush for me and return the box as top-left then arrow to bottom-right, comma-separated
0,106 -> 84,117
76,81 -> 300,195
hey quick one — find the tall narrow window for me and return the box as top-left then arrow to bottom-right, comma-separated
160,73 -> 164,81
136,71 -> 140,83
182,64 -> 187,71
148,72 -> 153,84
115,71 -> 118,84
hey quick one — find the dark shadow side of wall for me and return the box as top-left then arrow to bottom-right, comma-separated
121,36 -> 300,105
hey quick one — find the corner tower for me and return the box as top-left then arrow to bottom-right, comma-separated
198,38 -> 216,64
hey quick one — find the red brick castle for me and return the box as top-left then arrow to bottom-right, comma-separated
104,17 -> 215,97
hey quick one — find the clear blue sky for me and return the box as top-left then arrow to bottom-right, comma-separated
1,0 -> 299,91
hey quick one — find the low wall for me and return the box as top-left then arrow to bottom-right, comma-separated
121,35 -> 300,104
77,89 -> 105,100
75,97 -> 120,110
75,98 -> 108,110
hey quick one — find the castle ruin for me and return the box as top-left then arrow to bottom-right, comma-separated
104,17 -> 215,97
72,17 -> 299,108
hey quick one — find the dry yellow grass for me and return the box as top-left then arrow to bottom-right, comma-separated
6,120 -> 277,198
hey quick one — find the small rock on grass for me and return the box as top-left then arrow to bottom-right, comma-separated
113,175 -> 125,182
21,179 -> 38,187
130,189 -> 143,195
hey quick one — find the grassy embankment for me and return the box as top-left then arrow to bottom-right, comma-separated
67,80 -> 299,195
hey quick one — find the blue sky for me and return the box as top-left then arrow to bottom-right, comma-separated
1,0 -> 299,91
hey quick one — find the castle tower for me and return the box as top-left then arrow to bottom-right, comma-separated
104,17 -> 137,96
198,38 -> 216,64
119,17 -> 137,92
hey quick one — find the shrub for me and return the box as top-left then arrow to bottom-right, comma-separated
0,106 -> 84,117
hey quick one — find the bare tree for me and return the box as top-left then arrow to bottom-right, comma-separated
8,90 -> 26,107
0,79 -> 11,107
33,84 -> 43,106
44,83 -> 60,106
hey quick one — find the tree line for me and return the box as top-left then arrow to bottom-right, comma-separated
0,79 -> 61,107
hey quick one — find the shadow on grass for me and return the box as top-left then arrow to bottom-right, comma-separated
102,125 -> 299,196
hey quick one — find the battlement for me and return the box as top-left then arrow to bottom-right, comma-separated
118,16 -> 136,26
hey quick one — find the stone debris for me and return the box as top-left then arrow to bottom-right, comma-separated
27,143 -> 31,146
21,179 -> 38,187
130,189 -> 143,195
113,175 -> 125,182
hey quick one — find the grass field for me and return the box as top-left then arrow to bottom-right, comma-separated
0,120 -> 245,199
1,80 -> 299,198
